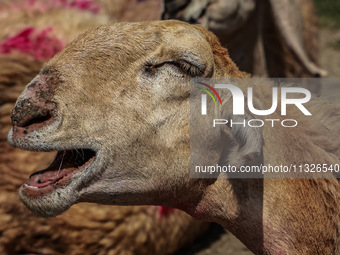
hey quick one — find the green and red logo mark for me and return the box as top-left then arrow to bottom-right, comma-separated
197,82 -> 222,106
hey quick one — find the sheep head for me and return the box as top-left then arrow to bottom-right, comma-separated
8,20 -> 246,217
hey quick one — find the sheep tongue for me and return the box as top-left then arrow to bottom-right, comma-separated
27,167 -> 77,188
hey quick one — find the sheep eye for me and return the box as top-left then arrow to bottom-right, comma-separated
169,61 -> 203,76
144,65 -> 157,74
144,60 -> 203,77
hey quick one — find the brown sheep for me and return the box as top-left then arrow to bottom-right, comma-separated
0,3 -> 208,254
8,20 -> 340,254
162,0 -> 326,78
0,55 -> 208,255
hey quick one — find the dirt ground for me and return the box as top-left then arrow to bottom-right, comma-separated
176,26 -> 340,255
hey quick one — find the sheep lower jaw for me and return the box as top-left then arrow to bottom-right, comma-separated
20,149 -> 96,198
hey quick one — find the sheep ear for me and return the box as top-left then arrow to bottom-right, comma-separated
268,0 -> 326,77
190,86 -> 263,179
218,108 -> 264,170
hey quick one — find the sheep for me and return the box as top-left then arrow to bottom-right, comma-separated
0,54 -> 209,255
95,0 -> 162,22
0,3 -> 209,254
162,0 -> 326,78
7,20 -> 340,254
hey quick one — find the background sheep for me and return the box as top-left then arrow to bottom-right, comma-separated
95,0 -> 161,22
162,0 -> 325,78
0,2 -> 208,254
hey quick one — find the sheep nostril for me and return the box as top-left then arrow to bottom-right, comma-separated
13,109 -> 54,129
11,97 -> 57,129
20,112 -> 53,128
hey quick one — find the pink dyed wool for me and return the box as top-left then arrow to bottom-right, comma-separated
0,27 -> 65,60
157,206 -> 175,218
6,0 -> 100,15
66,0 -> 100,13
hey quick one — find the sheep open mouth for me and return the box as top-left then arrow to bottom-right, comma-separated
23,149 -> 96,192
